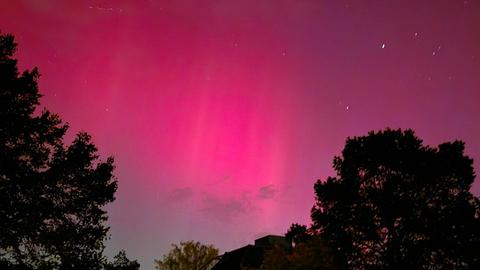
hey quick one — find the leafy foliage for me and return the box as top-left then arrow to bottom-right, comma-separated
260,236 -> 343,270
285,223 -> 311,246
155,241 -> 219,270
311,129 -> 480,269
105,250 -> 140,270
0,32 -> 118,269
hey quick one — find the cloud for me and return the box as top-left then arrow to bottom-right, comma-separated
199,192 -> 252,222
258,184 -> 278,199
169,187 -> 193,202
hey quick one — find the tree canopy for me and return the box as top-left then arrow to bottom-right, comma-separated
285,223 -> 312,247
105,250 -> 140,270
155,241 -> 219,270
260,236 -> 343,270
311,129 -> 480,269
0,32 -> 119,269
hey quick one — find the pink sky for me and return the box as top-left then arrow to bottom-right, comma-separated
1,1 -> 480,268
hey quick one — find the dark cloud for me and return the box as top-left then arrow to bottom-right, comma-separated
258,184 -> 278,199
199,193 -> 251,222
169,187 -> 193,202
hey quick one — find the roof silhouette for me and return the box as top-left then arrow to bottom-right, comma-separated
211,235 -> 291,270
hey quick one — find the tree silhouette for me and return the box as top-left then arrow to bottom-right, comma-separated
285,223 -> 311,247
105,250 -> 140,270
154,241 -> 219,270
260,237 -> 343,270
311,129 -> 480,269
0,32 -> 118,269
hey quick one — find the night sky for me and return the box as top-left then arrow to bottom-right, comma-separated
1,1 -> 480,269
